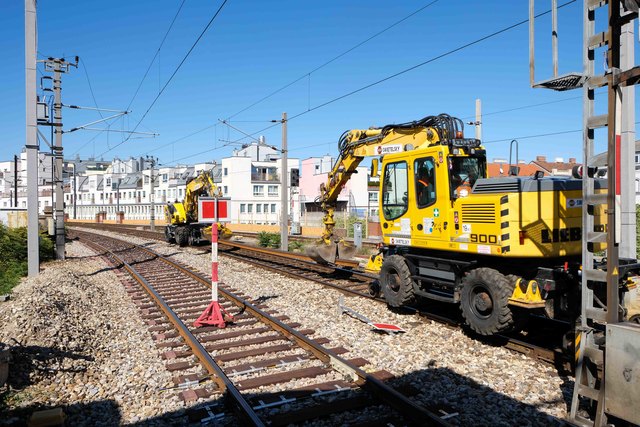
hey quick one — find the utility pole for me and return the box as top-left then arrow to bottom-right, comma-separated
475,99 -> 482,141
25,0 -> 39,276
280,112 -> 288,251
13,155 -> 18,208
72,163 -> 77,219
42,56 -> 78,260
116,178 -> 121,214
147,156 -> 156,232
619,16 -> 636,259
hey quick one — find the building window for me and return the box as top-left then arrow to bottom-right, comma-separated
224,168 -> 228,176
240,203 -> 246,213
271,204 -> 276,213
162,173 -> 168,183
143,191 -> 146,198
223,186 -> 228,194
106,178 -> 111,186
267,185 -> 278,196
257,204 -> 262,213
253,185 -> 264,197
144,175 -> 149,184
247,204 -> 253,213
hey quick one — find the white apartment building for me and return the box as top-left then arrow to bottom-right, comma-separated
1,150 -> 62,213
67,157 -> 219,221
220,140 -> 299,225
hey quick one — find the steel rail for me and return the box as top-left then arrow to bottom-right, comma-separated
80,237 -> 265,427
77,230 -> 451,427
72,224 -> 567,370
146,249 -> 450,427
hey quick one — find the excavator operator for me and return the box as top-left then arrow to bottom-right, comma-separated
451,159 -> 478,198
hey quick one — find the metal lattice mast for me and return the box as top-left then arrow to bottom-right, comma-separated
529,1 -> 640,425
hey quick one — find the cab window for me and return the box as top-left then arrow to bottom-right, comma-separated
449,156 -> 486,198
382,161 -> 408,220
414,157 -> 436,208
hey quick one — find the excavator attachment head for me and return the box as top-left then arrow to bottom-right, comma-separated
202,224 -> 233,241
218,224 -> 233,240
306,241 -> 338,264
306,239 -> 357,264
337,240 -> 357,260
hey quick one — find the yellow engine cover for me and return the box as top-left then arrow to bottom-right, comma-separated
379,174 -> 606,259
165,202 -> 188,225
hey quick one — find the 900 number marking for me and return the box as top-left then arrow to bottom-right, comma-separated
470,234 -> 497,244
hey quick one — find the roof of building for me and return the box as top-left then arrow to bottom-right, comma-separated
119,173 -> 142,189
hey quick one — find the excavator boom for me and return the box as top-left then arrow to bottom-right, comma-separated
307,114 -> 466,264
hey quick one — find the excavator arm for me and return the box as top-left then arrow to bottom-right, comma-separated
307,114 -> 466,264
183,171 -> 219,222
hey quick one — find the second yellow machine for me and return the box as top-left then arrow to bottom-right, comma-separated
164,170 -> 231,246
309,114 -> 633,336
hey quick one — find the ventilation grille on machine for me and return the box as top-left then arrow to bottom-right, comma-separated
461,204 -> 496,224
473,181 -> 521,194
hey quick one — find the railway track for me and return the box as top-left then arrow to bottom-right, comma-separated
70,229 -> 451,426
71,223 -> 571,371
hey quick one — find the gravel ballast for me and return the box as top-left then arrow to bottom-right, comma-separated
1,228 -> 574,426
0,241 -> 187,426
82,229 -> 573,426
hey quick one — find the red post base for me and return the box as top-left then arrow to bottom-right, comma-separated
193,301 -> 234,328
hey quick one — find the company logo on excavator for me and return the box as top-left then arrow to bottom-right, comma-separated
377,144 -> 402,155
541,227 -> 581,243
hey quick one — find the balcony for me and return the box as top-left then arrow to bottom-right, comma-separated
251,173 -> 280,182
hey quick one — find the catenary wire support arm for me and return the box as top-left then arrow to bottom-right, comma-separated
218,119 -> 263,145
75,128 -> 159,136
62,104 -> 128,113
63,111 -> 128,133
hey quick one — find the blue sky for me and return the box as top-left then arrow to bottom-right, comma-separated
1,0 -> 613,167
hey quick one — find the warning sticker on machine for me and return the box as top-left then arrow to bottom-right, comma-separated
423,218 -> 434,234
477,245 -> 491,254
389,237 -> 411,246
566,198 -> 583,209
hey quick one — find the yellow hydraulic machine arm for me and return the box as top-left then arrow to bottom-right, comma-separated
307,114 -> 452,264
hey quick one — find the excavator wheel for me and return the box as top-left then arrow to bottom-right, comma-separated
175,227 -> 189,247
460,268 -> 515,335
380,255 -> 416,307
164,227 -> 175,243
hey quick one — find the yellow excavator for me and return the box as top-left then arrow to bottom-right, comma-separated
308,113 -> 637,335
164,170 -> 232,246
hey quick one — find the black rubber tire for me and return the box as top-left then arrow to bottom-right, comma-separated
460,268 -> 515,335
175,227 -> 189,247
380,255 -> 416,307
164,227 -> 175,243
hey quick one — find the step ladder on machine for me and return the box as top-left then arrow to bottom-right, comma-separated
529,1 -> 640,426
